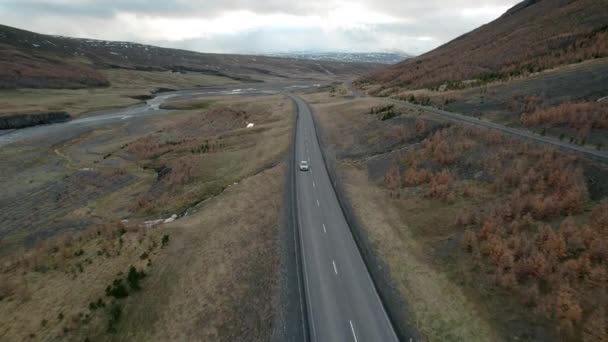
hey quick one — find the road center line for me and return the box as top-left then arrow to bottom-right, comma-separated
349,320 -> 358,342
332,260 -> 338,275
322,223 -> 326,233
316,199 -> 320,207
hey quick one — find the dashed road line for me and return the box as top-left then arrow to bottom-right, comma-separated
322,224 -> 326,234
316,199 -> 320,207
332,260 -> 338,275
350,320 -> 358,342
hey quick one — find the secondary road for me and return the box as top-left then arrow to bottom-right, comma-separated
292,95 -> 399,342
389,99 -> 608,163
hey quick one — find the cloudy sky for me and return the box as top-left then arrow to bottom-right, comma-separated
0,0 -> 521,55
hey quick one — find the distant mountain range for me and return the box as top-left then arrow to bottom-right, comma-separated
264,52 -> 412,65
0,24 -> 382,89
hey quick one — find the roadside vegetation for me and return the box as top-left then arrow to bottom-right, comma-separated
0,219 -> 169,341
520,100 -> 608,146
308,91 -> 608,341
0,94 -> 293,341
374,59 -> 608,151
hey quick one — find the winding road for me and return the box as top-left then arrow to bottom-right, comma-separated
292,95 -> 399,342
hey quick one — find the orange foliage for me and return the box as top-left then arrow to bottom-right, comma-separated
362,1 -> 608,90
427,169 -> 453,200
383,164 -> 403,199
521,101 -> 608,138
403,167 -> 432,186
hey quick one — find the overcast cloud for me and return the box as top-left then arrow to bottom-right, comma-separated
0,0 -> 521,55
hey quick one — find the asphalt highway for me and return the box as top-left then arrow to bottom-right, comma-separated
292,95 -> 399,342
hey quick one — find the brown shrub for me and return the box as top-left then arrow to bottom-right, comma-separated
582,307 -> 607,342
383,164 -> 401,197
590,201 -> 608,233
389,126 -> 414,143
415,117 -> 426,135
496,270 -> 518,290
521,101 -> 608,138
426,169 -> 453,200
166,155 -> 199,189
403,167 -> 432,186
551,286 -> 583,338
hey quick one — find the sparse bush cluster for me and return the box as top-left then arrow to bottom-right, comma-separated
190,139 -> 223,154
492,147 -> 588,219
370,104 -> 395,114
462,203 -> 607,339
126,106 -> 259,213
370,104 -> 401,121
400,94 -> 431,106
379,121 -> 606,339
521,101 -> 608,139
0,221 -> 144,275
385,126 -> 498,201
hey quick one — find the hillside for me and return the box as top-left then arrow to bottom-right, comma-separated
0,24 -> 381,89
360,0 -> 608,90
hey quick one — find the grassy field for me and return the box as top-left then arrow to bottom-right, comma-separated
0,94 -> 293,341
0,68 -> 238,118
306,89 -> 608,341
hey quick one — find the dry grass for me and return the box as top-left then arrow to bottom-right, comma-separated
361,0 -> 608,90
0,69 -> 237,118
113,164 -> 284,341
125,95 -> 293,216
0,221 -> 167,341
0,92 -> 294,340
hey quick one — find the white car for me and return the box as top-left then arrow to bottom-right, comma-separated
299,160 -> 310,171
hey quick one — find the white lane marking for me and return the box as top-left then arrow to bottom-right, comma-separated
313,181 -> 316,188
350,320 -> 358,342
323,224 -> 327,234
332,260 -> 338,275
316,199 -> 320,207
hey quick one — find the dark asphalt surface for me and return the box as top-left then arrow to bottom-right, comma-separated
292,95 -> 399,342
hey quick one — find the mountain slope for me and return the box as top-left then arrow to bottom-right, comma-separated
360,0 -> 608,90
0,24 -> 381,89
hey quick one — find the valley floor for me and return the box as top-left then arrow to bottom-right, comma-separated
0,94 -> 293,341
